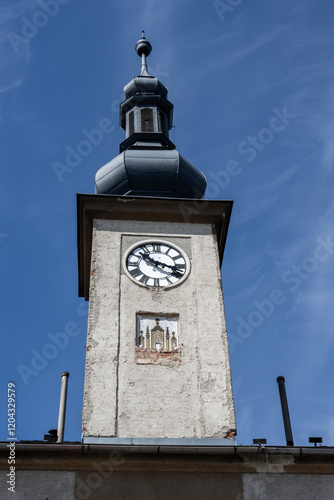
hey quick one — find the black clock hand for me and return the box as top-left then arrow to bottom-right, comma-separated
164,265 -> 184,278
154,261 -> 183,274
140,253 -> 165,269
140,253 -> 184,275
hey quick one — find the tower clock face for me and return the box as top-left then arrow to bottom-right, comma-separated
124,239 -> 190,288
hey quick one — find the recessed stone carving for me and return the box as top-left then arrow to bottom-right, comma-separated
136,314 -> 180,365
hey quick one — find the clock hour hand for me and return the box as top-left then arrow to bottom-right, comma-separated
140,253 -> 183,276
169,268 -> 184,279
163,264 -> 184,278
140,253 -> 184,276
140,253 -> 164,269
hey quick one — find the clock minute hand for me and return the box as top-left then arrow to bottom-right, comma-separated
158,261 -> 184,275
140,253 -> 184,276
140,253 -> 163,268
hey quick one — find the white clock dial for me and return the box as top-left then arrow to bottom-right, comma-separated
124,240 -> 190,288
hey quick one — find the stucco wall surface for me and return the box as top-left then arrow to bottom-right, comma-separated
242,473 -> 334,500
82,219 -> 235,439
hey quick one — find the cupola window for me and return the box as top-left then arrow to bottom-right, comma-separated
128,111 -> 134,136
126,107 -> 168,137
141,108 -> 154,132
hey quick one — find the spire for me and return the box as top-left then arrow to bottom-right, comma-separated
135,31 -> 152,77
94,34 -> 207,199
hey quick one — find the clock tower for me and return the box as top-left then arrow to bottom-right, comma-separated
78,33 -> 236,444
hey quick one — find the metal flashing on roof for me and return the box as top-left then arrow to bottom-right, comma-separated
82,436 -> 237,446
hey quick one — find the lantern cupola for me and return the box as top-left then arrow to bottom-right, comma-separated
95,32 -> 207,199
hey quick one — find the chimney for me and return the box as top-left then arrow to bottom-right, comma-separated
57,372 -> 69,443
277,376 -> 294,446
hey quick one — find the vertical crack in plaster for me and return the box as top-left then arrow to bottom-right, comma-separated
114,235 -> 122,436
192,238 -> 205,437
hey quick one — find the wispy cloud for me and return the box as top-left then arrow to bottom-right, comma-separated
204,25 -> 287,73
0,1 -> 35,93
233,193 -> 280,225
0,0 -> 74,95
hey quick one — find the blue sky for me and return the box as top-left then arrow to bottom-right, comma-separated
1,0 -> 334,447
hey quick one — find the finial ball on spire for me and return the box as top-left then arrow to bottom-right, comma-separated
135,31 -> 152,58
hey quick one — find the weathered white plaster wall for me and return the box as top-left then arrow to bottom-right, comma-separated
82,219 -> 235,438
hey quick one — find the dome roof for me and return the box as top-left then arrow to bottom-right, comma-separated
123,76 -> 168,99
95,148 -> 207,199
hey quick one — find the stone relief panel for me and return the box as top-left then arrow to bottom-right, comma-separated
136,313 -> 180,364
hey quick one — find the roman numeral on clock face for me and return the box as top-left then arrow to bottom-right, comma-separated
139,245 -> 149,254
129,267 -> 142,279
172,270 -> 184,279
175,263 -> 186,270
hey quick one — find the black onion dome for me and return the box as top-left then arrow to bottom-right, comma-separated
124,77 -> 168,99
95,149 -> 207,199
